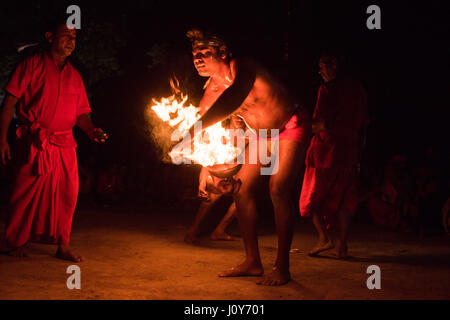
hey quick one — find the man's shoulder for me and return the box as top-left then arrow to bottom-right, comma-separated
66,61 -> 85,83
16,50 -> 46,68
238,59 -> 278,84
67,62 -> 82,76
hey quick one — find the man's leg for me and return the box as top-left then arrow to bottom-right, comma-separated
55,148 -> 82,263
334,173 -> 358,259
257,139 -> 305,286
1,236 -> 28,258
300,167 -> 334,256
3,162 -> 38,259
4,211 -> 30,258
335,168 -> 359,259
335,208 -> 351,258
218,161 -> 264,277
309,210 -> 334,256
185,193 -> 222,244
210,201 -> 239,241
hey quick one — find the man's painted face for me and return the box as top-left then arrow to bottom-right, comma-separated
49,24 -> 76,57
318,56 -> 337,83
192,43 -> 224,77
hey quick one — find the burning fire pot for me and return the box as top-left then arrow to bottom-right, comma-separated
205,163 -> 242,197
149,82 -> 247,200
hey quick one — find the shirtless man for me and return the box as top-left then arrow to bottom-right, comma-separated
179,29 -> 311,285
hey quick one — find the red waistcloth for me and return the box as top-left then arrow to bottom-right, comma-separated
253,107 -> 312,143
299,167 -> 358,229
306,76 -> 368,168
3,51 -> 91,247
16,123 -> 77,176
277,107 -> 311,143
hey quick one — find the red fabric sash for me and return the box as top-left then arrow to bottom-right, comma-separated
16,123 -> 77,175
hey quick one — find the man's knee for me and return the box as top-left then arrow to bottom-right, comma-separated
269,180 -> 291,205
234,177 -> 260,205
235,183 -> 252,202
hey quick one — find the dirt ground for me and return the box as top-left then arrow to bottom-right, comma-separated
1,198 -> 449,300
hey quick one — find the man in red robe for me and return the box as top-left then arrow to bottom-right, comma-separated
0,21 -> 107,262
299,52 -> 369,259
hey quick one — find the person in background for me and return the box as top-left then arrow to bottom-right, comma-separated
299,51 -> 369,259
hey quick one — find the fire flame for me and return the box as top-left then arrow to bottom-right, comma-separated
150,84 -> 242,167
150,93 -> 198,136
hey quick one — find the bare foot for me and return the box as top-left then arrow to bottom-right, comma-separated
308,240 -> 334,256
335,244 -> 348,259
8,246 -> 28,259
210,231 -> 239,241
184,232 -> 198,244
218,261 -> 263,277
56,246 -> 83,262
257,267 -> 290,286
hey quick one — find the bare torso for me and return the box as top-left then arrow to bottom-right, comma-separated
198,59 -> 295,132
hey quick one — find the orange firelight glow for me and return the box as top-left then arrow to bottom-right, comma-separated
150,87 -> 243,167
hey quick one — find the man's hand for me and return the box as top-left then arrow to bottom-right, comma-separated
76,113 -> 108,143
88,128 -> 108,143
198,167 -> 211,201
229,115 -> 246,130
0,140 -> 11,165
312,120 -> 326,133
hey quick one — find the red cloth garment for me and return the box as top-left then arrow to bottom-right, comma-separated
277,107 -> 311,143
299,76 -> 368,227
306,76 -> 369,168
253,107 -> 312,143
4,51 -> 91,247
299,167 -> 359,227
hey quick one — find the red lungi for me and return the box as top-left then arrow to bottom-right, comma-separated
299,167 -> 359,228
3,51 -> 91,248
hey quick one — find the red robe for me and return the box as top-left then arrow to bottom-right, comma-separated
4,51 -> 91,247
306,76 -> 368,169
300,76 -> 368,226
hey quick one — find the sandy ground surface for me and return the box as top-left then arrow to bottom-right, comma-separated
1,199 -> 449,300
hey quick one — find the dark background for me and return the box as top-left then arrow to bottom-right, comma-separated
0,0 -> 448,216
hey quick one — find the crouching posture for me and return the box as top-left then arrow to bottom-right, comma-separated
179,29 -> 311,285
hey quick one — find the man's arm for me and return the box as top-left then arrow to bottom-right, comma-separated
185,59 -> 256,139
0,94 -> 19,164
76,113 -> 108,143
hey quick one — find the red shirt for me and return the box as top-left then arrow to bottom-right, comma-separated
4,51 -> 91,132
306,76 -> 369,168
